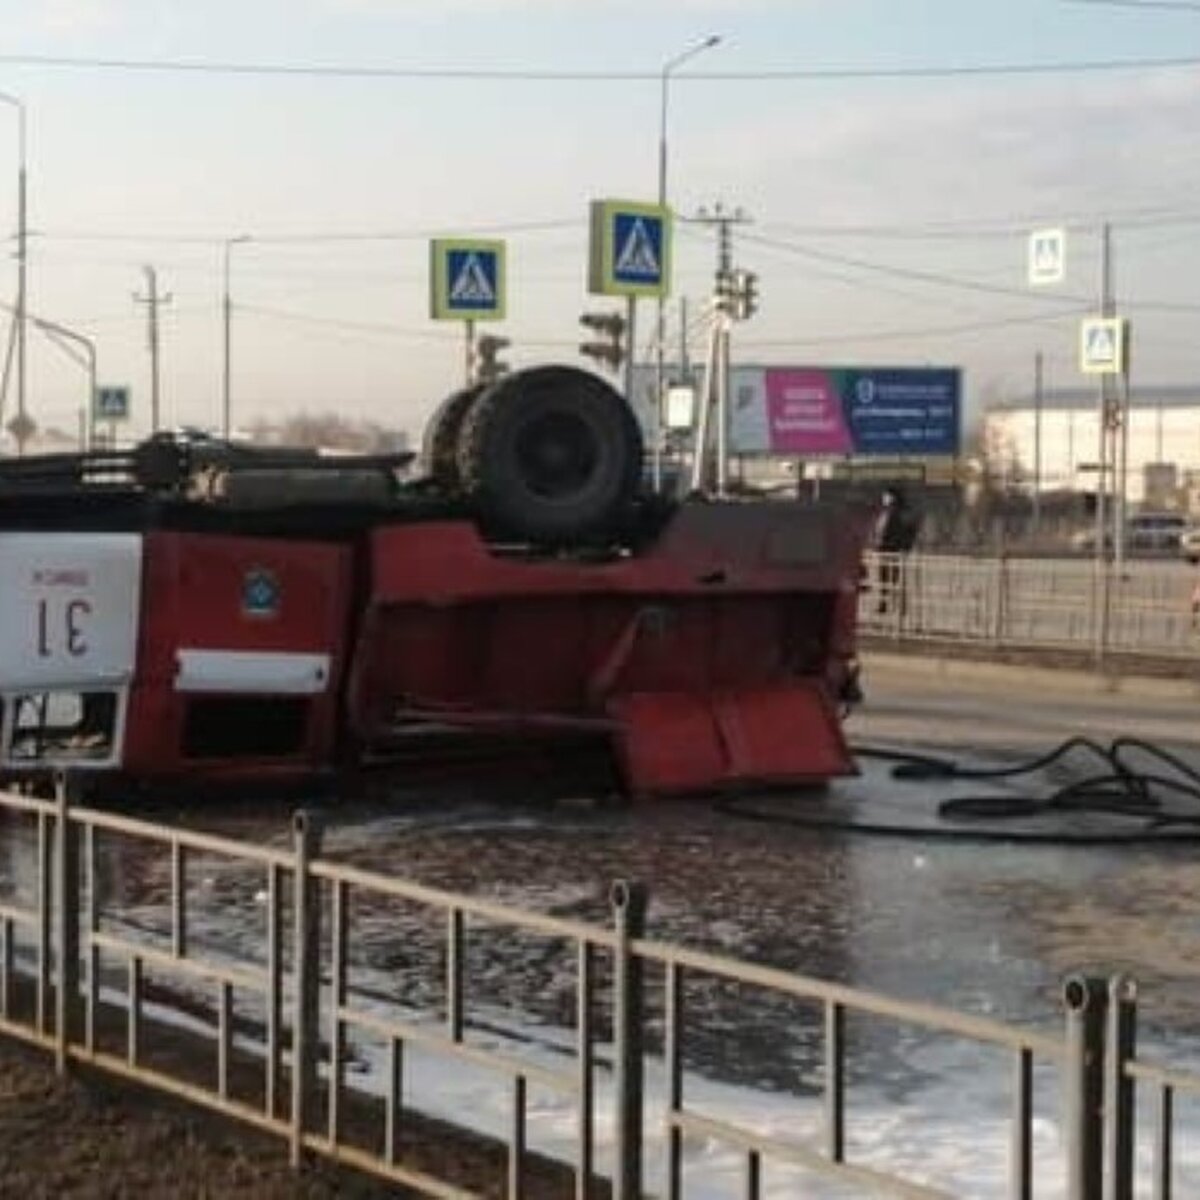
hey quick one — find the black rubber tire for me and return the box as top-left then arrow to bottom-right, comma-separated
421,384 -> 486,494
456,366 -> 643,544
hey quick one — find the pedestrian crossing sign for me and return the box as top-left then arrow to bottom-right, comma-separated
588,199 -> 672,298
94,385 -> 130,421
1028,227 -> 1065,286
430,238 -> 507,321
1079,316 -> 1128,376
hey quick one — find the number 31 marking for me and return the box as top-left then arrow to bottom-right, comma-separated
37,598 -> 91,658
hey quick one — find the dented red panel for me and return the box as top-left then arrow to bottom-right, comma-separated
608,684 -> 854,797
348,501 -> 871,794
368,503 -> 867,601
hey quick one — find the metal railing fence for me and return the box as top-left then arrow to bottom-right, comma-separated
861,552 -> 1200,662
0,779 -> 1184,1198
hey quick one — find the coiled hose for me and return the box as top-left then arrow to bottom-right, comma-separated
716,737 -> 1200,845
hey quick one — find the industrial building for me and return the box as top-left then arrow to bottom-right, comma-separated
983,384 -> 1200,510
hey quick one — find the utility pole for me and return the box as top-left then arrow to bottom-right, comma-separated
1033,349 -> 1043,538
690,204 -> 752,496
654,35 -> 722,492
134,266 -> 172,434
694,202 -> 750,280
1093,223 -> 1115,667
678,296 -> 689,376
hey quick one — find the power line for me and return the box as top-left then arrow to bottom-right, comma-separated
738,306 -> 1089,350
35,218 -> 582,245
244,303 -> 584,352
0,51 -> 1198,81
756,207 -> 1200,241
740,228 -> 1200,316
1065,0 -> 1200,11
736,229 -> 1089,305
243,303 -> 458,343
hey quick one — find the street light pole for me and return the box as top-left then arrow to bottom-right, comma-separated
654,34 -> 720,491
29,313 -> 95,448
222,235 -> 250,440
0,92 -> 28,455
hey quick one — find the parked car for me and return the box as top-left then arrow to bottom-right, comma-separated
1180,525 -> 1200,564
1070,512 -> 1188,554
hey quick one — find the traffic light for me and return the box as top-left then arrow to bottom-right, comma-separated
714,270 -> 735,315
476,334 -> 511,383
732,269 -> 759,321
579,311 -> 626,372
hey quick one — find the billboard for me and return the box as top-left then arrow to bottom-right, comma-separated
730,366 -> 961,457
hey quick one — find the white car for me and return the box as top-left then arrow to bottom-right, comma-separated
1072,513 -> 1188,555
1129,513 -> 1188,552
1181,526 -> 1200,564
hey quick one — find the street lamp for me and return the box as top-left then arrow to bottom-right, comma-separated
222,234 -> 250,440
29,314 -> 96,449
654,35 -> 721,491
0,91 -> 28,456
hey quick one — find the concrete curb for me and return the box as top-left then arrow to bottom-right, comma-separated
861,649 -> 1200,702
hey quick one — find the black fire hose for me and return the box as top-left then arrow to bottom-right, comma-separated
716,737 -> 1200,845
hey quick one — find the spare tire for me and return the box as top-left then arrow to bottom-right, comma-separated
420,383 -> 486,493
456,365 -> 643,543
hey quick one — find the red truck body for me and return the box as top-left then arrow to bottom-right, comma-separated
0,481 -> 869,797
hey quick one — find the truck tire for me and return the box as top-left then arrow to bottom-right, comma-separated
457,366 -> 643,543
421,384 -> 486,494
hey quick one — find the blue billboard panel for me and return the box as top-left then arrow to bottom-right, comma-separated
841,368 -> 961,457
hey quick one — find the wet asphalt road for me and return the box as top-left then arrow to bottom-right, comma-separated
107,657 -> 1200,1021
7,651 -> 1200,1100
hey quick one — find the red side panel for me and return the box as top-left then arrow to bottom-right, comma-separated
349,501 -> 872,796
608,684 -> 854,797
123,531 -> 352,781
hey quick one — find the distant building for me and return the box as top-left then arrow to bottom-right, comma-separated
983,384 -> 1200,509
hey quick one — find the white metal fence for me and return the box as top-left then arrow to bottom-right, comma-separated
0,780 -> 1137,1199
860,552 -> 1200,662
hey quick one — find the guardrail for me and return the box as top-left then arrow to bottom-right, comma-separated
861,551 -> 1200,662
1103,975 -> 1200,1200
0,778 -> 1181,1198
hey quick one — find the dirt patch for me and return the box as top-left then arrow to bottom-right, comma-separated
0,1037 -> 395,1198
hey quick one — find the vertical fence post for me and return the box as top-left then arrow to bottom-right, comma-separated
993,554 -> 1010,647
1063,975 -> 1108,1200
1106,975 -> 1138,1200
290,811 -> 323,1170
36,809 -> 51,1033
54,773 -> 80,1074
577,940 -> 595,1200
611,880 -> 647,1200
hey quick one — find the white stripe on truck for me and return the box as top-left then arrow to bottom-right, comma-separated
174,649 -> 331,695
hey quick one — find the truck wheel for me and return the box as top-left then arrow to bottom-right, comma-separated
457,366 -> 643,543
421,384 -> 486,494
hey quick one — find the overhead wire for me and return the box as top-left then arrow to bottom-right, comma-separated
35,218 -> 584,245
756,207 -> 1200,241
1064,0 -> 1200,11
736,306 -> 1090,350
241,303 -> 461,344
735,228 -> 1090,306
0,51 -> 1198,81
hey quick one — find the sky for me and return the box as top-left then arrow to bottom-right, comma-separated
0,0 -> 1199,442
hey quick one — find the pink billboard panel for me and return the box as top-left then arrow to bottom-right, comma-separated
764,368 -> 853,456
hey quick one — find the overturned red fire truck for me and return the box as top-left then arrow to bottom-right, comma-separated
0,366 -> 869,798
